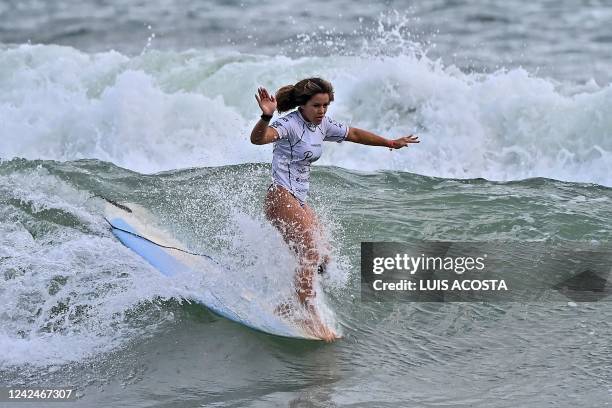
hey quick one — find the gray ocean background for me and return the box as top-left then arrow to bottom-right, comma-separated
1,1 -> 611,407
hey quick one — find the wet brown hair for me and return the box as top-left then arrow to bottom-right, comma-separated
275,77 -> 335,113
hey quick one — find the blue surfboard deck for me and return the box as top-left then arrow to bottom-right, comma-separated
104,202 -> 320,340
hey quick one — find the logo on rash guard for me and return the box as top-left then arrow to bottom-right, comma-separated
329,119 -> 343,128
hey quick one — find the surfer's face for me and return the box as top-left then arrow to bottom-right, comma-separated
300,93 -> 330,124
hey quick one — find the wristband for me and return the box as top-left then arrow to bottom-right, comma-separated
387,140 -> 399,149
260,114 -> 273,122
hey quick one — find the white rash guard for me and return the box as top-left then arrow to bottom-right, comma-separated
269,109 -> 349,204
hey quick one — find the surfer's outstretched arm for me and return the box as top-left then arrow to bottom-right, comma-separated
346,127 -> 419,149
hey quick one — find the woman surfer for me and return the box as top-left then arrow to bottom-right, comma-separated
250,78 -> 419,341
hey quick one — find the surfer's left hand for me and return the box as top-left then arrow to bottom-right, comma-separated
389,134 -> 419,150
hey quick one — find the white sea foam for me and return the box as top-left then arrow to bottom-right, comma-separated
0,166 -> 342,365
1,44 -> 610,186
0,167 -> 182,366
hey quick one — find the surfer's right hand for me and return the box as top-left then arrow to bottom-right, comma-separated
255,87 -> 276,115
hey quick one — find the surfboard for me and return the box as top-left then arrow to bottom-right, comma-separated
103,200 -> 322,340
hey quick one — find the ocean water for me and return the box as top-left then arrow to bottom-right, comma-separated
1,1 -> 611,407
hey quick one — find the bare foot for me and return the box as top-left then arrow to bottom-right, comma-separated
275,301 -> 338,341
300,305 -> 339,342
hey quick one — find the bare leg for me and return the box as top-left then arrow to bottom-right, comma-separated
265,185 -> 320,302
301,204 -> 331,273
264,185 -> 337,341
